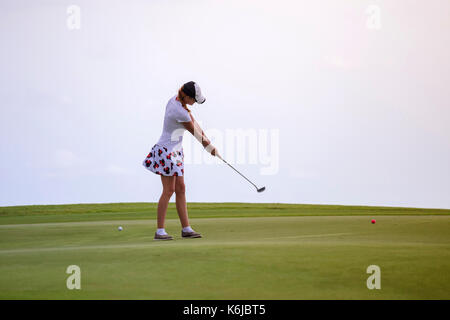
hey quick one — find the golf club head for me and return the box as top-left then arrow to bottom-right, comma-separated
257,187 -> 266,193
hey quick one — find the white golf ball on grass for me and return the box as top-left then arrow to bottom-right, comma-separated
118,226 -> 123,231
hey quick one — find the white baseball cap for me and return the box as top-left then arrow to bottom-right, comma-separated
182,81 -> 206,104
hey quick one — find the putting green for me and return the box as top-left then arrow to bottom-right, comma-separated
0,203 -> 449,299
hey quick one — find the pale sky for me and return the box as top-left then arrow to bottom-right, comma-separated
1,0 -> 449,208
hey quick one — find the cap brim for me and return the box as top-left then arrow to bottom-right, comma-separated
196,96 -> 206,104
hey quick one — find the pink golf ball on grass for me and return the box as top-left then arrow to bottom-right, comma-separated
371,219 -> 376,224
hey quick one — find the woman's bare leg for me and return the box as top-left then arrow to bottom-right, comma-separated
175,175 -> 190,228
157,175 -> 176,229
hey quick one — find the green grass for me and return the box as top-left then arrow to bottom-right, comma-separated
0,202 -> 448,225
0,202 -> 449,299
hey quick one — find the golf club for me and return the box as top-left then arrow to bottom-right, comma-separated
216,154 -> 266,193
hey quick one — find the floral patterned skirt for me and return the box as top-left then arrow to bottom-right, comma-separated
142,144 -> 185,176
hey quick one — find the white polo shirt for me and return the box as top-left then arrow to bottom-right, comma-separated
155,95 -> 192,152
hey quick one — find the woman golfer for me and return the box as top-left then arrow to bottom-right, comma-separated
142,81 -> 219,240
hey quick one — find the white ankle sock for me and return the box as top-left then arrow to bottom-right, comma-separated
182,226 -> 194,233
156,228 -> 168,236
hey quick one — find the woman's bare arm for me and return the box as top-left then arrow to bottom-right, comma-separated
181,115 -> 218,156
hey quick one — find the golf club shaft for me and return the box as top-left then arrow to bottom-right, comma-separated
217,155 -> 258,190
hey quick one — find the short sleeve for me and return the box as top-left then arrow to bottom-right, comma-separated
174,106 -> 192,123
